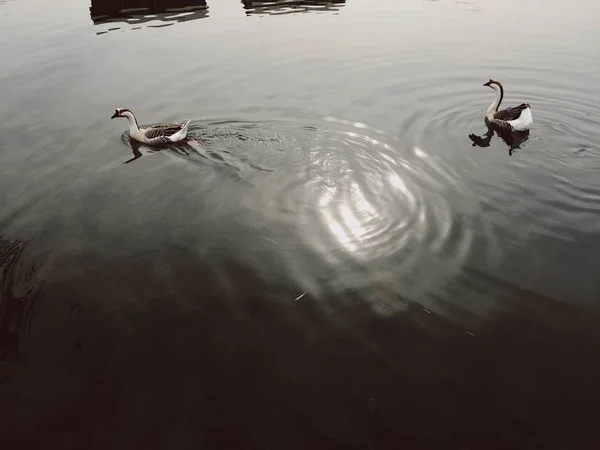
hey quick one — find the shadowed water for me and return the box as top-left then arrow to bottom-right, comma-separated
1,0 -> 600,448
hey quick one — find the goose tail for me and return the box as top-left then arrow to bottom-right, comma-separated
169,120 -> 191,142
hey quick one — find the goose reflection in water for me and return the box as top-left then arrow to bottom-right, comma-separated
469,123 -> 530,156
123,132 -> 262,176
123,135 -> 205,164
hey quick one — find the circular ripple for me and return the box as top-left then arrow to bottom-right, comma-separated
357,60 -> 600,247
226,117 -> 476,275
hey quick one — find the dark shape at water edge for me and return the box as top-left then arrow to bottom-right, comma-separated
0,236 -> 43,383
90,0 -> 208,27
241,0 -> 346,15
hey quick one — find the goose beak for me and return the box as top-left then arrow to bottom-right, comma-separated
111,111 -> 119,119
483,81 -> 491,87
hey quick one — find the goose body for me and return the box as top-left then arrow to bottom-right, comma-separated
111,108 -> 190,145
483,79 -> 533,131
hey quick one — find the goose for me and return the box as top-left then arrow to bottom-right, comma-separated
483,79 -> 533,131
111,108 -> 190,145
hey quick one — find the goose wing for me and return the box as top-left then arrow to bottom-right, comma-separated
144,136 -> 174,146
143,123 -> 185,139
494,103 -> 530,121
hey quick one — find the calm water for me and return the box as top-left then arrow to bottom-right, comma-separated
2,0 -> 600,447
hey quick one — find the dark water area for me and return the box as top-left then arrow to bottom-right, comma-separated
2,0 -> 600,448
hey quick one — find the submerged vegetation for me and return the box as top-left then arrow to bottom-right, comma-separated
0,237 -> 43,382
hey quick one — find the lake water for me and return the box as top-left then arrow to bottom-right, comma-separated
1,0 -> 600,447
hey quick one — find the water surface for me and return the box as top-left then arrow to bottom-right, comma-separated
1,0 -> 600,448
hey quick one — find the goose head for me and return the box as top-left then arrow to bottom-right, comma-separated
111,108 -> 140,133
111,108 -> 135,120
483,79 -> 503,92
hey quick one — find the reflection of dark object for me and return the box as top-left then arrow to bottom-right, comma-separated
0,237 -> 43,383
90,0 -> 208,26
469,122 -> 530,156
241,0 -> 345,15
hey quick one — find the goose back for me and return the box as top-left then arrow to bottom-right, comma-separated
494,103 -> 530,121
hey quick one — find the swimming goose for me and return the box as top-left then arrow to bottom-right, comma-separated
483,79 -> 533,131
111,108 -> 190,145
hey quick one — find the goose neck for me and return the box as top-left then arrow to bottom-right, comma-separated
486,86 -> 504,117
122,111 -> 140,134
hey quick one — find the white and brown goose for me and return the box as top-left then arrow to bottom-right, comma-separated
111,108 -> 190,146
482,79 -> 533,131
